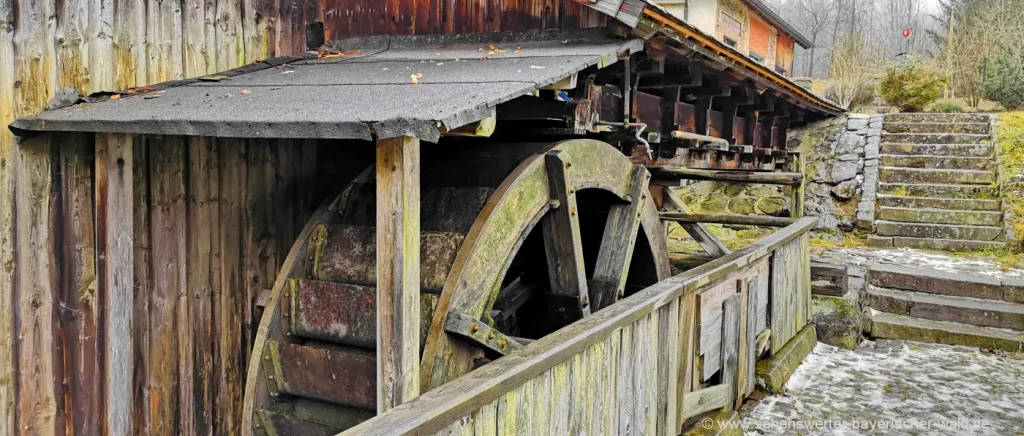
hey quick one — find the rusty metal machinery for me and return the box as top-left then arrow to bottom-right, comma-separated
244,140 -> 671,434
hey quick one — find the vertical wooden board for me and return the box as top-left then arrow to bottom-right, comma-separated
13,0 -> 56,120
675,293 -> 696,433
567,348 -> 591,435
788,240 -> 799,345
656,300 -> 680,436
56,134 -> 100,436
770,247 -> 786,354
735,279 -> 749,407
437,415 -> 474,436
640,312 -> 659,435
512,375 -> 534,436
183,0 -> 210,77
375,136 -> 421,411
745,277 -> 758,397
616,326 -> 634,435
603,330 -> 620,435
147,137 -> 188,435
802,233 -> 812,327
548,360 -> 570,435
113,0 -> 147,89
187,137 -> 217,436
0,2 -> 13,422
588,340 -> 606,436
14,134 -> 64,435
54,0 -> 89,93
631,317 -> 648,436
217,138 -> 247,436
131,138 -> 152,436
495,386 -> 517,435
95,133 -> 135,436
146,0 -> 184,82
242,0 -> 267,62
216,0 -> 244,71
88,0 -> 115,92
244,141 -> 272,359
531,369 -> 552,434
473,401 -> 497,436
721,294 -> 741,405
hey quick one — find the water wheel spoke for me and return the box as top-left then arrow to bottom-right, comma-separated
541,151 -> 591,320
590,165 -> 651,310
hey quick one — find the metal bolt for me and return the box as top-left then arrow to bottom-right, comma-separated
265,355 -> 270,361
470,323 -> 479,334
582,297 -> 589,308
268,375 -> 275,380
499,339 -> 507,349
566,162 -> 572,169
487,331 -> 495,341
569,188 -> 575,195
284,291 -> 290,297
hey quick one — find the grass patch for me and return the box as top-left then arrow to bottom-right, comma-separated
890,185 -> 910,197
950,246 -> 1024,271
998,111 -> 1024,245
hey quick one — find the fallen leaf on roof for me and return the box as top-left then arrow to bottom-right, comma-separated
125,87 -> 158,94
241,89 -> 251,95
411,73 -> 423,85
530,65 -> 546,69
435,52 -> 440,56
109,94 -> 120,100
480,56 -> 489,61
281,70 -> 295,74
488,50 -> 496,56
495,49 -> 508,53
318,48 -> 363,59
223,93 -> 233,98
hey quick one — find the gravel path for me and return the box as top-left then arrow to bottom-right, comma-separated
740,340 -> 1024,435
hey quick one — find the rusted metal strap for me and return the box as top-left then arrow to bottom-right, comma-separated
444,313 -> 525,356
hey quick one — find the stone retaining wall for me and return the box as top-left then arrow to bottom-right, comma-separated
797,114 -> 880,231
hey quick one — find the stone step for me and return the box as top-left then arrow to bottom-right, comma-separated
875,220 -> 1003,241
879,143 -> 993,157
879,155 -> 995,171
866,287 -> 1024,330
876,195 -> 1001,212
878,182 -> 999,199
884,113 -> 990,123
881,133 -> 989,145
877,207 -> 1002,226
879,167 -> 994,185
868,263 -> 1023,303
866,310 -> 1022,352
883,122 -> 990,135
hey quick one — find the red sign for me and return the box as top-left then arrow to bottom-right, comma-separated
903,29 -> 911,38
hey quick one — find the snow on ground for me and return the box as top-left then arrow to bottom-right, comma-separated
813,247 -> 1024,280
740,340 -> 1024,435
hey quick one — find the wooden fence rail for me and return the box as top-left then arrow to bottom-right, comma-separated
342,217 -> 816,436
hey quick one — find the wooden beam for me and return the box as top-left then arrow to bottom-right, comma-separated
662,188 -> 731,258
681,384 -> 732,420
651,167 -> 803,186
720,294 -> 741,406
790,153 -> 806,218
590,165 -> 650,310
95,133 -> 134,435
376,136 -> 421,411
542,151 -> 591,318
660,213 -> 797,227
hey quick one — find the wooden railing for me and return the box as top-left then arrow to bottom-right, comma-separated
342,217 -> 816,436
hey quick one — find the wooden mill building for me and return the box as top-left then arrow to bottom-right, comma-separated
2,0 -> 837,435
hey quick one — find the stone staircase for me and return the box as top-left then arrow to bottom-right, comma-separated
868,113 -> 1005,251
865,264 -> 1024,352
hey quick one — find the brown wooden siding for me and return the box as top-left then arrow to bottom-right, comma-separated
0,1 -> 605,434
748,16 -> 770,59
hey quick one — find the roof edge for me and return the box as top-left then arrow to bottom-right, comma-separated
739,0 -> 814,48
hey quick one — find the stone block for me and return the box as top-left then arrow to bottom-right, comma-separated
868,263 -> 1004,300
1003,279 -> 1024,304
868,311 -> 1022,352
875,221 -> 1003,241
831,161 -> 859,183
831,180 -> 860,200
755,325 -> 817,394
865,235 -> 892,247
811,295 -> 862,350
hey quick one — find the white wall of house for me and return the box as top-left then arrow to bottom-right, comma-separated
685,0 -> 720,36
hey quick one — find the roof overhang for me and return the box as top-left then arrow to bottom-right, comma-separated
11,30 -> 643,142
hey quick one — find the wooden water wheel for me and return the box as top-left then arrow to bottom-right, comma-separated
242,139 -> 671,435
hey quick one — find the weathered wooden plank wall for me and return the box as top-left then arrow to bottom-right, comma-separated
339,217 -> 817,435
5,132 -> 322,435
0,1 -> 605,434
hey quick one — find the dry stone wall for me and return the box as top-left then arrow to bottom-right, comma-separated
800,114 -> 880,231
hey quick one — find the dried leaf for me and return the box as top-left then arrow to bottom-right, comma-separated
241,89 -> 251,95
411,73 -> 423,85
109,94 -> 120,100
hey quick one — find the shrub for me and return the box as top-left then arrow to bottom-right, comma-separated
878,59 -> 946,112
931,102 -> 964,113
982,45 -> 1024,110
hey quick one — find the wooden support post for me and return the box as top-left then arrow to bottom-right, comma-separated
720,294 -> 741,406
791,153 -> 806,218
590,165 -> 650,310
376,136 -> 421,411
95,133 -> 134,436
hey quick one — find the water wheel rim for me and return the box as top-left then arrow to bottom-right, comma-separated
421,138 -> 670,391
